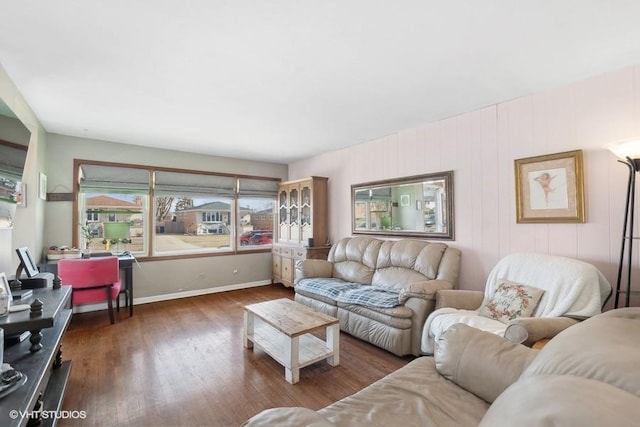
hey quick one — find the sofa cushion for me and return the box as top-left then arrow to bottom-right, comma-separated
372,240 -> 448,286
435,324 -> 536,403
318,357 -> 489,427
477,279 -> 544,323
297,279 -> 402,308
422,308 -> 510,354
329,237 -> 382,284
336,286 -> 400,308
295,278 -> 359,302
479,376 -> 640,427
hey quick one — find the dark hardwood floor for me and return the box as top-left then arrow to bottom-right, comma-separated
59,285 -> 413,426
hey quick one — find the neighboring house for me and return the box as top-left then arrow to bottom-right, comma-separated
175,201 -> 231,235
86,195 -> 143,238
249,208 -> 274,231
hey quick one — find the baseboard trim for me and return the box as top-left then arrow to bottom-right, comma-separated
72,280 -> 273,314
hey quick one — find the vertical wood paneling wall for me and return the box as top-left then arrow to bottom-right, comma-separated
289,65 -> 640,306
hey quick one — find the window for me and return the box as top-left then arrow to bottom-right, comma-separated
237,178 -> 277,248
87,210 -> 99,222
154,171 -> 236,254
78,164 -> 149,254
75,160 -> 278,257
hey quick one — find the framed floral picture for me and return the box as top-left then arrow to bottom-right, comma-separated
514,150 -> 585,223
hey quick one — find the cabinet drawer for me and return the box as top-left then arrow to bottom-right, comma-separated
292,248 -> 307,259
280,247 -> 292,257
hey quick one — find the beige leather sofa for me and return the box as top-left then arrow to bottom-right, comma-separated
244,307 -> 640,426
294,236 -> 461,356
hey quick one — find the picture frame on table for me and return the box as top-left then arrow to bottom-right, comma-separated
514,149 -> 585,223
16,246 -> 40,278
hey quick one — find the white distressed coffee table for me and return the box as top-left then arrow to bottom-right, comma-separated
243,298 -> 340,384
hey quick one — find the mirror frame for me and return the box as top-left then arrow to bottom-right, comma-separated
0,97 -> 31,229
351,170 -> 454,240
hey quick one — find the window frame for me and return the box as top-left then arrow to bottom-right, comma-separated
72,159 -> 280,260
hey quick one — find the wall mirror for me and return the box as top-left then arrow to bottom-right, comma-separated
0,96 -> 31,228
351,171 -> 454,240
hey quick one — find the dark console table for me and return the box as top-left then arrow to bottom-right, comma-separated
0,286 -> 73,427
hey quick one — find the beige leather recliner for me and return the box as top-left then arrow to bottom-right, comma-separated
421,252 -> 612,354
294,236 -> 461,356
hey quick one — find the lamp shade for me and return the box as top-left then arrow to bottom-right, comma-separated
605,138 -> 640,160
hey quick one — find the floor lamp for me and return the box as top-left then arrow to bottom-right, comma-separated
606,138 -> 640,308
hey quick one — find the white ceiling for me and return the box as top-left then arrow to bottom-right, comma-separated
1,1 -> 640,164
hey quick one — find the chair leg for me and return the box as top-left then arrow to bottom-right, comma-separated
106,285 -> 115,324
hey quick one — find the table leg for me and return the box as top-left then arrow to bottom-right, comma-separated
243,310 -> 254,349
124,263 -> 133,316
284,336 -> 300,384
326,324 -> 339,366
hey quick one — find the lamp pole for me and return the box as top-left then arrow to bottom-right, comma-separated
615,156 -> 640,308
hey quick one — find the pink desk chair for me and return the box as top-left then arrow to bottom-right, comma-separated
58,256 -> 122,324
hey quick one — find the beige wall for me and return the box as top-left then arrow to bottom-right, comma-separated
0,63 -> 47,275
44,133 -> 288,298
289,64 -> 640,308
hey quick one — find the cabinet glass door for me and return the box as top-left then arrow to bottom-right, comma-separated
301,183 -> 312,243
289,186 -> 300,242
278,189 -> 289,242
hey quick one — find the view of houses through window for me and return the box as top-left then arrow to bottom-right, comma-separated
76,161 -> 277,257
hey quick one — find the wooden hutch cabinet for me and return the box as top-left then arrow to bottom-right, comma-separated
272,176 -> 330,287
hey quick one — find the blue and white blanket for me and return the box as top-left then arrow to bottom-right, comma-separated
296,278 -> 401,308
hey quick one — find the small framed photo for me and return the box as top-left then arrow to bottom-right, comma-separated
514,150 -> 585,223
16,246 -> 39,278
0,272 -> 11,301
400,194 -> 410,207
16,183 -> 26,207
38,172 -> 47,200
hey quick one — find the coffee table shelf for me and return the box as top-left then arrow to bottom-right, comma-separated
243,298 -> 340,384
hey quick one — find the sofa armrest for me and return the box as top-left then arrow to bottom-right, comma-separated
504,316 -> 580,346
397,280 -> 453,303
294,259 -> 334,284
435,323 -> 537,403
435,289 -> 484,310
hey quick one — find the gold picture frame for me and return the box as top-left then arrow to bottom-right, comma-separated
514,149 -> 585,223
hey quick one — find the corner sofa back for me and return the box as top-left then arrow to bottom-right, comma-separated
328,236 -> 460,288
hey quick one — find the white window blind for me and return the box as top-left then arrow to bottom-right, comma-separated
238,178 -> 279,198
0,144 -> 27,181
154,171 -> 235,198
79,164 -> 150,194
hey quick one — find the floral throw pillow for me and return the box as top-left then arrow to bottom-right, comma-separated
477,280 -> 545,324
